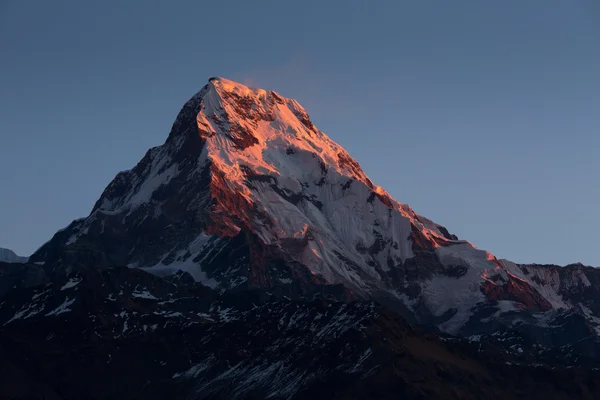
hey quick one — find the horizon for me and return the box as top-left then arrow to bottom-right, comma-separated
1,1 -> 599,266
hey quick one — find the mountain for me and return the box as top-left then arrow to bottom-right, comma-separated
30,77 -> 600,342
0,247 -> 28,264
2,77 -> 600,397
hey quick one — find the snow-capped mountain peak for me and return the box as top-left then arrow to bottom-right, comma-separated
30,78 -> 600,338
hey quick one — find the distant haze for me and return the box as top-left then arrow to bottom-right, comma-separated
1,1 -> 598,266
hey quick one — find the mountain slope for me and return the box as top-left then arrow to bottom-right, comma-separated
2,267 -> 600,399
30,77 -> 600,346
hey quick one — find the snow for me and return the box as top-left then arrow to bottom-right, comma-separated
190,78 -> 482,294
61,278 -> 81,290
132,290 -> 158,300
495,300 -> 520,314
141,234 -> 219,289
480,301 -> 521,323
32,288 -> 51,301
45,297 -> 76,316
172,357 -> 214,379
419,243 -> 498,333
131,163 -> 178,208
52,77 -> 453,295
217,307 -> 236,323
4,302 -> 46,325
65,223 -> 89,246
348,348 -> 372,373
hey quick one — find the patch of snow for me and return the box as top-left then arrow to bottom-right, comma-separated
139,233 -> 220,288
65,220 -> 90,245
45,297 -> 76,316
164,312 -> 184,318
132,290 -> 158,300
4,302 -> 46,325
127,160 -> 179,209
348,348 -> 372,373
32,288 -> 51,301
173,357 -> 214,379
228,276 -> 248,288
61,278 -> 81,291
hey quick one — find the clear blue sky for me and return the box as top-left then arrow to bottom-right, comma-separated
1,0 -> 599,266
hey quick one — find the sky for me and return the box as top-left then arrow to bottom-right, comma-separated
1,0 -> 599,266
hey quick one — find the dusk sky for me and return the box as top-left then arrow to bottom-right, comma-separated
1,0 -> 599,266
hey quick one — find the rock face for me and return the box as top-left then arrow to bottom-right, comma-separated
3,77 -> 600,397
